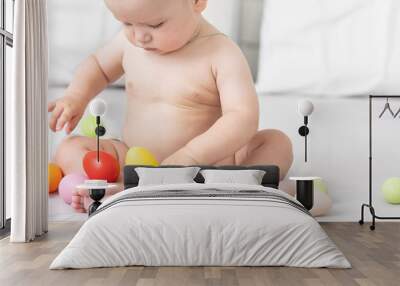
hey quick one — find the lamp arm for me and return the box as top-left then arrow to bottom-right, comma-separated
96,116 -> 100,162
305,132 -> 308,162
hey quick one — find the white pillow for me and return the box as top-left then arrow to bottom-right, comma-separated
200,169 -> 266,185
136,167 -> 201,186
256,0 -> 400,97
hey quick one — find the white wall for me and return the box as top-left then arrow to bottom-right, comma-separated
260,95 -> 400,221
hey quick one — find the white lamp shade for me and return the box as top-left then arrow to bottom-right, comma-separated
298,100 -> 314,116
89,99 -> 107,116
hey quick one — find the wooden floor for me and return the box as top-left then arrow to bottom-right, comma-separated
0,222 -> 399,286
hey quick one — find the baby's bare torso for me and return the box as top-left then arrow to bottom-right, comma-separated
121,36 -> 223,162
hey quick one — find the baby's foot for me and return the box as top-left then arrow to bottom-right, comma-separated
71,188 -> 88,213
71,185 -> 123,213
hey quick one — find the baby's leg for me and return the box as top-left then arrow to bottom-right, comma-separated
52,135 -> 129,212
223,129 -> 293,180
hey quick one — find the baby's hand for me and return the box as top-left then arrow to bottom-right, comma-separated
161,147 -> 200,166
48,94 -> 88,134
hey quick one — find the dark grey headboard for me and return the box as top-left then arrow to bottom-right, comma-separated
124,165 -> 280,189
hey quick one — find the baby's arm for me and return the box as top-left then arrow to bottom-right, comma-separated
67,30 -> 126,101
48,30 -> 126,133
164,40 -> 259,165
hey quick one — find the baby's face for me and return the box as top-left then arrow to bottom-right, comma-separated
105,0 -> 207,54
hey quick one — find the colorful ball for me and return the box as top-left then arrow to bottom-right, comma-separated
314,178 -> 328,194
83,151 -> 120,182
125,147 -> 159,166
48,163 -> 63,193
58,173 -> 88,204
381,178 -> 400,204
311,178 -> 330,216
80,114 -> 105,138
310,189 -> 332,217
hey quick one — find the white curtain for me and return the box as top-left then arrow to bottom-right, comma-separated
7,0 -> 48,242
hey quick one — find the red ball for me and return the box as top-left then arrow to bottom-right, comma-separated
82,151 -> 120,182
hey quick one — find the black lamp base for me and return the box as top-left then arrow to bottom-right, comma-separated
88,188 -> 106,216
296,180 -> 314,210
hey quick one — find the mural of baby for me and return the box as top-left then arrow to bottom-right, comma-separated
47,0 -> 293,212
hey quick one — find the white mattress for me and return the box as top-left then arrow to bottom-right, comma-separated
50,183 -> 350,269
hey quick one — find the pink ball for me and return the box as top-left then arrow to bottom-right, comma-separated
58,173 -> 88,205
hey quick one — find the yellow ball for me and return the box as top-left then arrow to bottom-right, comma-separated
125,147 -> 159,166
48,163 -> 63,193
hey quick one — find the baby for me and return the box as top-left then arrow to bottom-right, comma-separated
48,0 -> 293,212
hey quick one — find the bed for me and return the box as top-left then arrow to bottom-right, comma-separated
50,165 -> 350,269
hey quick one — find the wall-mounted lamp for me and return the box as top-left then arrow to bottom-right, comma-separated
79,98 -> 112,216
297,99 -> 314,162
89,99 -> 107,162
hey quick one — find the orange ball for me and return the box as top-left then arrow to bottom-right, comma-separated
48,163 -> 63,193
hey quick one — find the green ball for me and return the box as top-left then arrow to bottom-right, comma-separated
381,178 -> 400,204
80,114 -> 104,138
313,178 -> 328,193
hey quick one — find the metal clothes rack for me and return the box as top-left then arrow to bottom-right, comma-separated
359,95 -> 400,230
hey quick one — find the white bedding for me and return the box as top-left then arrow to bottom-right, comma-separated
50,183 -> 350,269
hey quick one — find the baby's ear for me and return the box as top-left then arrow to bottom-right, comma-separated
193,0 -> 208,13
